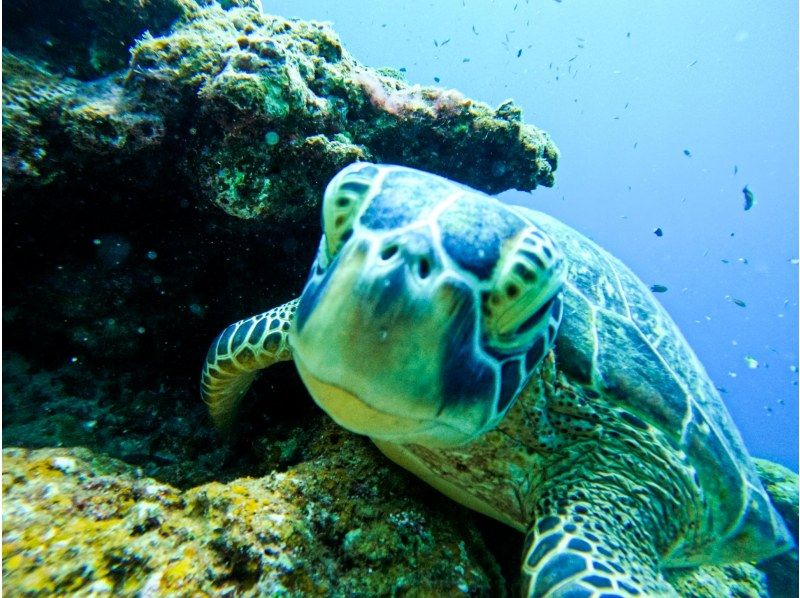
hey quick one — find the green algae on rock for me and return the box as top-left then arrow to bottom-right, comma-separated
3,432 -> 504,596
3,0 -> 558,223
752,458 -> 799,598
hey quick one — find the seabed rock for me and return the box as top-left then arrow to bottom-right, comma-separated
2,432 -> 504,596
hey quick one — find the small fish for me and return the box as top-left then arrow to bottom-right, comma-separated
653,227 -> 663,237
434,39 -> 438,47
440,38 -> 451,46
716,387 -> 728,394
738,257 -> 749,264
462,57 -> 471,63
687,60 -> 698,67
742,185 -> 756,210
399,67 -> 407,72
434,76 -> 441,83
568,55 -> 578,62
790,365 -> 798,373
733,165 -> 738,175
732,298 -> 747,308
650,284 -> 668,293
626,32 -> 631,38
633,141 -> 638,148
683,149 -> 692,157
744,356 -> 759,369
517,49 -> 523,58
721,259 -> 730,263
790,258 -> 800,265
472,25 -> 479,35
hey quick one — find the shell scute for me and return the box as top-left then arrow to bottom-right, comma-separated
594,308 -> 689,439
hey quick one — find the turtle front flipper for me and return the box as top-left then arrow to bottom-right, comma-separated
200,298 -> 298,431
521,472 -> 677,597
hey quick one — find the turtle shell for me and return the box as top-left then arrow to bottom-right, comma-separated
517,208 -> 792,565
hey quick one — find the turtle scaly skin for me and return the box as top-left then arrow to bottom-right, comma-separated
201,299 -> 297,431
201,164 -> 793,597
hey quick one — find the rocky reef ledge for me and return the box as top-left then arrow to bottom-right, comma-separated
3,0 -> 557,222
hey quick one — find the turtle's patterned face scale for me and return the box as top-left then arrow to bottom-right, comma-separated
292,164 -> 566,447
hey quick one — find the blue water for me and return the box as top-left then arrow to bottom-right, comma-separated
268,1 -> 798,469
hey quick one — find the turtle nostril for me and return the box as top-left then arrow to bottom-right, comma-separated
381,245 -> 398,260
418,257 -> 431,279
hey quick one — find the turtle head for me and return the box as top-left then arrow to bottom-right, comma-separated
291,163 -> 566,447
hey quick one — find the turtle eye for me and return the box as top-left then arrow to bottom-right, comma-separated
322,164 -> 378,258
482,226 -> 566,354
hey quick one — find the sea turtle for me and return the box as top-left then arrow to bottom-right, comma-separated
201,163 -> 792,597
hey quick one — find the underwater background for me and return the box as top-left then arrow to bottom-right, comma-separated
2,0 -> 797,595
267,0 -> 799,469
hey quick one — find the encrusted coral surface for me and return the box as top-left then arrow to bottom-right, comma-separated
752,459 -> 799,598
3,0 -> 558,222
3,435 -> 502,596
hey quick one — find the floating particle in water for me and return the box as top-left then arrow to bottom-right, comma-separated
70,356 -> 79,363
137,326 -> 146,334
683,149 -> 692,157
765,406 -> 773,414
189,303 -> 205,317
653,227 -> 663,237
742,185 -> 756,210
265,131 -> 280,146
650,284 -> 668,293
738,257 -> 748,264
146,250 -> 158,260
96,234 -> 131,268
93,238 -> 102,245
728,371 -> 737,378
789,258 -> 799,265
399,67 -> 407,72
733,165 -> 738,175
790,365 -> 798,373
434,76 -> 440,83
463,57 -> 470,62
744,356 -> 759,369
626,32 -> 631,38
